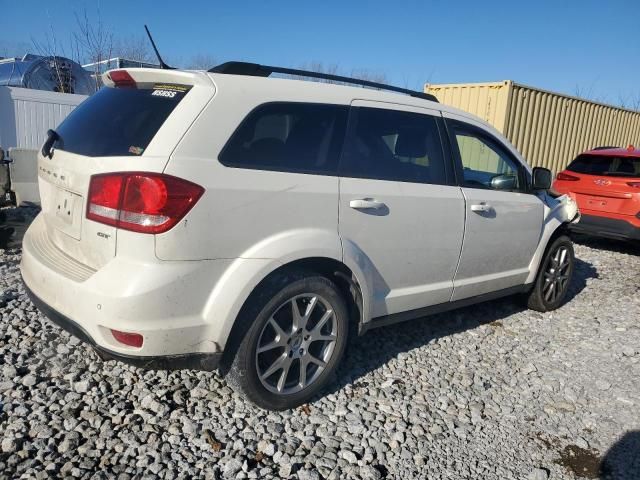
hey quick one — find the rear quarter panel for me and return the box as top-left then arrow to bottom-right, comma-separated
158,75 -> 349,262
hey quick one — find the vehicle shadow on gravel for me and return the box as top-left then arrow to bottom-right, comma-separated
564,256 -> 599,303
326,257 -> 598,396
0,206 -> 39,249
599,431 -> 640,479
573,234 -> 640,257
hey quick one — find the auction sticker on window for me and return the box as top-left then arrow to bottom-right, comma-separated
151,84 -> 191,99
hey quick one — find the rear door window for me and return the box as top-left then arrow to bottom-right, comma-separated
567,155 -> 640,177
339,107 -> 447,185
54,84 -> 190,157
219,102 -> 348,175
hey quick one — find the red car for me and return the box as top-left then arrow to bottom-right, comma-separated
553,146 -> 640,241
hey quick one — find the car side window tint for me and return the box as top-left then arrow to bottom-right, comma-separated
339,107 -> 447,185
452,123 -> 522,191
219,103 -> 348,174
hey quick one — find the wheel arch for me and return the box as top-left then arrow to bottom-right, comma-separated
218,256 -> 366,373
526,218 -> 573,284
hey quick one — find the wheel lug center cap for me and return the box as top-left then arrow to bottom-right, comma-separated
291,334 -> 303,349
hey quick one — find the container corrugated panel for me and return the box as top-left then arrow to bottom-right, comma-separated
426,81 -> 640,172
0,86 -> 87,150
427,81 -> 511,132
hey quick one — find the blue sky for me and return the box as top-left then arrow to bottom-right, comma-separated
3,0 -> 639,106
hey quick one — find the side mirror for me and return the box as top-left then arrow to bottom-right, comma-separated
532,167 -> 552,190
490,173 -> 517,190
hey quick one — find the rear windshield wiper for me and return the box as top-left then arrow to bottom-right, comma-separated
41,129 -> 60,158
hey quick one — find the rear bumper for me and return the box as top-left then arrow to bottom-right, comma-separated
569,213 -> 640,240
25,282 -> 221,371
20,213 -> 233,363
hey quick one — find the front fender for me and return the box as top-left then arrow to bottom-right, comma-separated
526,192 -> 580,284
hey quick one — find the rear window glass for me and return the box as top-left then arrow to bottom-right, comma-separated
54,84 -> 190,157
567,154 -> 640,177
219,102 -> 348,175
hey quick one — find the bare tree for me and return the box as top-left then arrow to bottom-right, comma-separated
186,53 -> 217,70
26,8 -> 117,93
349,68 -> 388,84
0,40 -> 32,59
29,10 -> 73,92
574,83 -> 612,106
112,35 -> 153,63
286,62 -> 389,89
71,9 -> 114,91
288,62 -> 341,83
617,92 -> 640,112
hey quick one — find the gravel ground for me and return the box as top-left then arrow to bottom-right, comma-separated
1,206 -> 639,479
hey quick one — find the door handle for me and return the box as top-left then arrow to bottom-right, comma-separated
470,202 -> 492,212
349,198 -> 385,210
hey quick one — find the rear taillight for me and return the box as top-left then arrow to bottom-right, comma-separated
556,172 -> 579,181
87,173 -> 204,234
108,70 -> 136,88
627,182 -> 640,188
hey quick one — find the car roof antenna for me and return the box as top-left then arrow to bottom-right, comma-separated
144,25 -> 173,70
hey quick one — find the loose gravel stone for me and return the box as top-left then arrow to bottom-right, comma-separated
527,468 -> 549,480
73,380 -> 90,393
1,438 -> 16,453
1,207 -> 639,479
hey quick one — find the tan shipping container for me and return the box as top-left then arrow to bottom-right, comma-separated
425,80 -> 640,172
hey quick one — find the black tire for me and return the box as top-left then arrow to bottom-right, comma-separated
527,235 -> 574,312
227,270 -> 349,410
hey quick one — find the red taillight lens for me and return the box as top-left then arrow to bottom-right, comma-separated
86,174 -> 124,227
87,173 -> 204,234
111,329 -> 143,348
627,182 -> 640,188
108,70 -> 136,88
556,172 -> 579,181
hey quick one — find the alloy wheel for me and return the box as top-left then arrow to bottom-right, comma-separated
543,245 -> 571,303
255,294 -> 338,395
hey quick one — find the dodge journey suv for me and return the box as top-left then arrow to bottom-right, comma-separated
21,63 -> 579,409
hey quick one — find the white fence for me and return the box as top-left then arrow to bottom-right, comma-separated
0,86 -> 86,205
0,86 -> 87,150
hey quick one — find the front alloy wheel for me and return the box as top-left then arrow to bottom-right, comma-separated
527,235 -> 574,312
541,244 -> 571,304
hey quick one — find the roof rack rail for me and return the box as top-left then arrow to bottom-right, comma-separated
209,61 -> 438,102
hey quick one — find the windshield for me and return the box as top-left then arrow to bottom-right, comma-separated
54,84 -> 190,157
567,154 -> 640,177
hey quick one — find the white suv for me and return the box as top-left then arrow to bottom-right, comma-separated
21,63 -> 579,410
